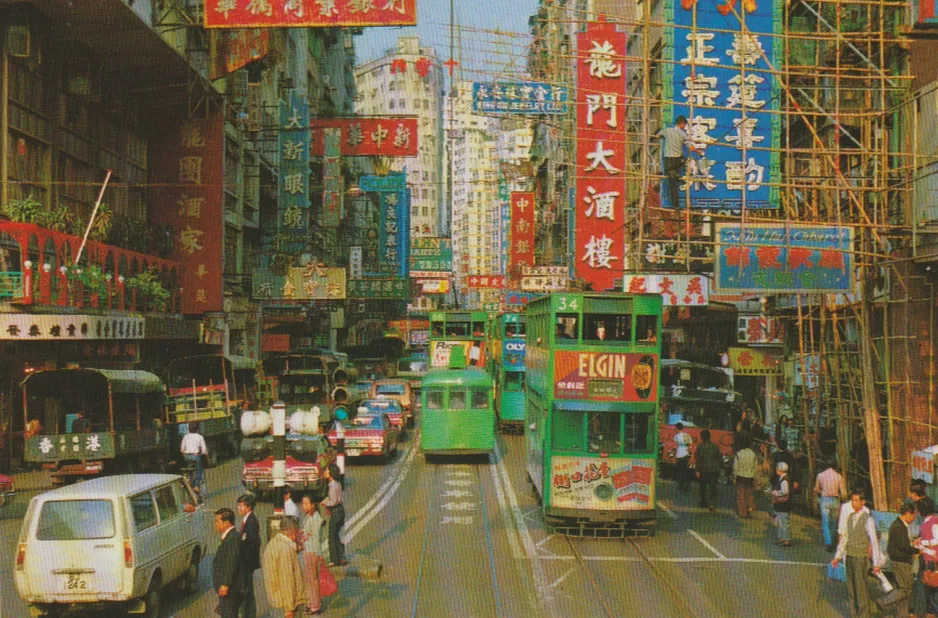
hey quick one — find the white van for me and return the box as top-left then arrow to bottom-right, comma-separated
15,474 -> 207,617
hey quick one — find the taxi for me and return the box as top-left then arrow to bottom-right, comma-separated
327,413 -> 400,461
369,379 -> 414,426
358,398 -> 406,432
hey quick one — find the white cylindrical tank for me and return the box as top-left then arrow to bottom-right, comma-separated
240,410 -> 272,436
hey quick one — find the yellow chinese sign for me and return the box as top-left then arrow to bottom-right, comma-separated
728,347 -> 782,376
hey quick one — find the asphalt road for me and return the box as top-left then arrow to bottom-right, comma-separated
0,425 -> 861,617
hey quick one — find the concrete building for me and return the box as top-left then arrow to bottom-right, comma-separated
354,36 -> 445,237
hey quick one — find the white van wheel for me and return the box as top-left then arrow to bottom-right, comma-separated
182,551 -> 200,594
145,578 -> 161,618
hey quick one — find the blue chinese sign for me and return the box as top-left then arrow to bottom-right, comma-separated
714,224 -> 854,293
472,82 -> 568,115
663,0 -> 781,210
278,91 -> 310,249
361,172 -> 410,279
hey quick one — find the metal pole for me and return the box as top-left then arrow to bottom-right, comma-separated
270,401 -> 286,515
335,419 -> 346,480
1,50 -> 8,208
74,170 -> 113,265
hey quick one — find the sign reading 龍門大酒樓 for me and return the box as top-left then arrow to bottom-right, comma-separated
551,456 -> 655,510
663,0 -> 780,210
553,351 -> 658,402
472,82 -> 568,114
204,0 -> 417,28
715,224 -> 854,293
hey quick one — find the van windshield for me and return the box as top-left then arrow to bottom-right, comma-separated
37,499 -> 115,540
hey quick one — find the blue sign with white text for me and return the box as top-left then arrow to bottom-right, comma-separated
663,0 -> 780,210
363,172 -> 410,280
473,82 -> 568,115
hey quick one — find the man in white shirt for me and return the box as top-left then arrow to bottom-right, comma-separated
673,423 -> 692,492
832,491 -> 884,618
283,489 -> 299,518
180,422 -> 208,497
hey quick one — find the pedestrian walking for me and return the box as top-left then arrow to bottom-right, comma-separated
300,495 -> 325,615
815,461 -> 847,552
658,115 -> 702,208
673,423 -> 692,492
236,495 -> 260,618
262,516 -> 307,618
732,437 -> 757,518
695,429 -> 721,511
772,461 -> 793,547
213,508 -> 242,618
180,422 -> 208,498
878,502 -> 918,616
322,464 -> 348,567
832,490 -> 885,618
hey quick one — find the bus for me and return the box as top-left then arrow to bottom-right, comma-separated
419,348 -> 495,456
427,310 -> 491,369
659,359 -> 741,477
490,312 -> 527,433
525,293 -> 662,537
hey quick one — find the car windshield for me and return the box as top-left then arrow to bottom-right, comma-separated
349,415 -> 384,429
377,384 -> 406,395
37,499 -> 115,540
365,400 -> 401,413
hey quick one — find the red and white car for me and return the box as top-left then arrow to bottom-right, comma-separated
0,474 -> 14,507
327,414 -> 400,461
359,398 -> 406,432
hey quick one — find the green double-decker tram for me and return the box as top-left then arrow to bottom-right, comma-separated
490,312 -> 527,433
427,310 -> 492,369
419,348 -> 496,456
526,293 -> 662,536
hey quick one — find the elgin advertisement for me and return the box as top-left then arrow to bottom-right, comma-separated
553,351 -> 657,401
430,340 -> 486,369
551,456 -> 655,510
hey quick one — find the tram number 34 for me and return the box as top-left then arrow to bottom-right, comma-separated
557,297 -> 579,311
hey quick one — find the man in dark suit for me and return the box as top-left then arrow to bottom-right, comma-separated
237,494 -> 261,618
879,502 -> 918,615
213,508 -> 242,618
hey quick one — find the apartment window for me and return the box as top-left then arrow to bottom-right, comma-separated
398,98 -> 405,108
389,100 -> 396,110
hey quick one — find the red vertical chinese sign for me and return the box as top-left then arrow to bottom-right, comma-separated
509,192 -> 535,281
150,110 -> 224,314
575,18 -> 626,292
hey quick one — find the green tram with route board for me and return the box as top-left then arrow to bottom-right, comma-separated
525,293 -> 663,537
489,312 -> 527,433
419,347 -> 496,456
427,310 -> 492,370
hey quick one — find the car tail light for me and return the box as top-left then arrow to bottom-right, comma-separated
124,539 -> 133,568
15,543 -> 26,570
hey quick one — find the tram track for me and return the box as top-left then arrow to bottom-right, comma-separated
410,458 -> 503,618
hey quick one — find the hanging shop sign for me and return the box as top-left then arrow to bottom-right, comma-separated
224,29 -> 269,75
912,448 -> 937,484
310,117 -> 419,157
150,111 -> 224,314
320,126 -> 343,229
790,354 -> 821,390
0,315 -> 145,340
429,340 -> 487,369
252,265 -> 346,300
349,246 -> 363,280
418,279 -> 450,294
361,172 -> 410,278
409,330 -> 429,346
347,278 -> 409,300
663,0 -> 780,210
728,347 -> 782,376
504,290 -> 538,308
509,192 -> 536,279
466,275 -> 506,289
575,19 -> 627,292
389,56 -> 435,78
204,0 -> 417,28
521,266 -> 568,293
410,237 -> 453,272
914,0 -> 938,28
550,456 -> 654,510
623,273 -> 709,307
737,315 -> 784,345
500,196 -> 511,275
280,91 -> 312,243
472,81 -> 569,114
715,224 -> 855,293
553,351 -> 658,402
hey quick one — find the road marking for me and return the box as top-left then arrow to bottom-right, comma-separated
488,453 -> 524,560
442,502 -> 476,511
442,516 -> 474,525
548,567 -> 576,589
344,433 -> 418,531
659,503 -> 678,520
689,530 -> 727,560
445,479 -> 474,487
443,490 -> 472,498
533,555 -> 827,567
493,441 -> 555,608
447,471 -> 472,477
342,437 -> 419,543
536,534 -> 556,548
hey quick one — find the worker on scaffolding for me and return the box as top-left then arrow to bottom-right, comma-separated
659,115 -> 702,208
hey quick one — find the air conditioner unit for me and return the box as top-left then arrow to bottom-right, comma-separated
6,25 -> 30,58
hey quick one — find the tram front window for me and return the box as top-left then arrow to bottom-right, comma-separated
449,389 -> 467,410
505,372 -> 524,392
588,413 -> 621,454
637,315 -> 658,345
426,390 -> 444,410
446,323 -> 468,337
623,413 -> 651,451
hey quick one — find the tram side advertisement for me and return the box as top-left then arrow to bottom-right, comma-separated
430,340 -> 487,368
551,457 -> 655,510
553,351 -> 657,401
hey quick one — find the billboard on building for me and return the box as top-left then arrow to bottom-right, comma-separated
252,266 -> 346,300
410,237 -> 453,273
509,192 -> 535,280
575,19 -> 627,292
204,0 -> 417,28
280,91 -> 312,243
310,117 -> 419,157
360,172 -> 410,279
521,266 -> 568,293
472,81 -> 569,114
623,273 -> 709,306
321,127 -> 342,228
663,0 -> 780,210
714,224 -> 855,293
466,275 -> 506,289
348,278 -> 409,299
150,110 -> 224,314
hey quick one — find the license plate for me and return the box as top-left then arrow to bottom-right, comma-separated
63,573 -> 89,591
346,449 -> 360,457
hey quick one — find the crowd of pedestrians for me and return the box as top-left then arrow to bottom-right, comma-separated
210,471 -> 347,617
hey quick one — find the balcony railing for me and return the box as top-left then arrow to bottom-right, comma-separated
0,220 -> 181,313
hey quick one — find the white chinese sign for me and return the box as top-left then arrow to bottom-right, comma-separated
1,315 -> 146,340
622,274 -> 709,307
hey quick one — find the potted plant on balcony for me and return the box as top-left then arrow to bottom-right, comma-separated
0,197 -> 43,224
126,268 -> 171,312
67,265 -> 108,308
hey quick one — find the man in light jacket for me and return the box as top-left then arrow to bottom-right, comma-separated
262,516 -> 307,618
732,437 -> 757,518
832,490 -> 885,618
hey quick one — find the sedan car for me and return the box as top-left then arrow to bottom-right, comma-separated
0,474 -> 14,507
327,414 -> 400,461
370,379 -> 414,426
359,398 -> 406,432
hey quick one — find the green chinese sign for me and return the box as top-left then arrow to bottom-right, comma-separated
410,237 -> 453,272
348,278 -> 409,300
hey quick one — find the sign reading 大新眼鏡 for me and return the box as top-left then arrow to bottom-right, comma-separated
278,91 -> 311,249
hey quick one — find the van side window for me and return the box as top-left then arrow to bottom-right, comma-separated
153,485 -> 180,522
171,479 -> 196,510
130,492 -> 158,532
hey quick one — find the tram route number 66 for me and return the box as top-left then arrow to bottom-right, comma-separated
557,297 -> 578,311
